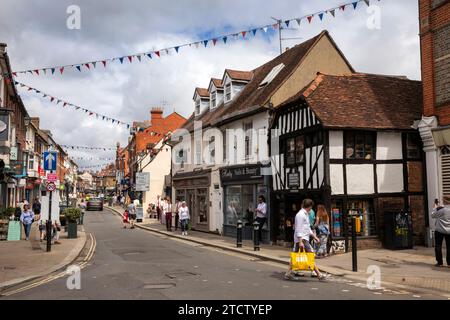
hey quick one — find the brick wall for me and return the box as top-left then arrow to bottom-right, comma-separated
420,0 -> 450,126
376,197 -> 405,244
409,195 -> 426,245
433,24 -> 450,105
407,161 -> 423,192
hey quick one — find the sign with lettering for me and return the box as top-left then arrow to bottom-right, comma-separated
7,221 -> 21,241
10,147 -> 18,161
135,172 -> 150,191
47,173 -> 58,182
220,165 -> 263,182
288,172 -> 300,189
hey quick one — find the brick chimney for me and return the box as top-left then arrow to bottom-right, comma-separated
30,117 -> 40,129
150,107 -> 164,126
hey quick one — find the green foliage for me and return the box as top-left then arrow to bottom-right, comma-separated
63,207 -> 82,223
0,207 -> 15,219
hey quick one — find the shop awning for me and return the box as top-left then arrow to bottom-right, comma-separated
432,126 -> 450,147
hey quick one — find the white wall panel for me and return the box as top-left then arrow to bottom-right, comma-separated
346,164 -> 374,194
377,163 -> 404,193
329,131 -> 343,159
330,164 -> 344,195
377,132 -> 402,160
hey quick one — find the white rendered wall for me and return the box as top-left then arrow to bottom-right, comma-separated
377,132 -> 402,160
346,164 -> 374,194
329,131 -> 343,159
377,163 -> 404,193
330,164 -> 344,195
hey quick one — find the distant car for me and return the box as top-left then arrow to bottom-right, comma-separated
86,198 -> 103,211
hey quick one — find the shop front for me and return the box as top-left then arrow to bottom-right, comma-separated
220,164 -> 270,242
172,169 -> 211,232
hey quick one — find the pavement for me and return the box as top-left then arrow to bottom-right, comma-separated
109,205 -> 450,297
5,208 -> 445,300
0,222 -> 87,293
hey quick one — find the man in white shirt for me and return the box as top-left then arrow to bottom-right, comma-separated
255,196 -> 267,242
285,198 -> 326,281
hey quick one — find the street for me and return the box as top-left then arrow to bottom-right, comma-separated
2,208 -> 444,300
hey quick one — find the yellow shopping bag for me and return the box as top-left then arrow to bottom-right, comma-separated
290,248 -> 315,271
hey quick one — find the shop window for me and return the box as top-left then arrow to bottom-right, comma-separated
286,135 -> 305,166
331,200 -> 344,238
244,122 -> 253,158
406,133 -> 422,159
347,199 -> 376,237
345,131 -> 375,160
242,185 -> 255,226
197,188 -> 208,223
225,186 -> 242,225
286,138 -> 296,165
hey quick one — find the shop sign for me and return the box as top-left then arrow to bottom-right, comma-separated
47,173 -> 58,182
10,147 -> 18,161
220,165 -> 262,182
288,172 -> 300,189
135,172 -> 150,191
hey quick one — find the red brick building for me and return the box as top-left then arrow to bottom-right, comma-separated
417,0 -> 450,244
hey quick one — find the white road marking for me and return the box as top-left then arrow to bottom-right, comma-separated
373,292 -> 383,295
342,289 -> 350,293
413,295 -> 421,298
310,288 -> 318,290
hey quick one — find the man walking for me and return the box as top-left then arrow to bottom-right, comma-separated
285,198 -> 326,280
432,198 -> 450,267
127,200 -> 137,229
255,196 -> 267,242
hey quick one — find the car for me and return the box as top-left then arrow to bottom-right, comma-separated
86,198 -> 103,211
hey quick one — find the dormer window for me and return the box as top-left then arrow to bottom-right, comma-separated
195,100 -> 200,115
211,91 -> 217,109
259,63 -> 285,88
225,83 -> 232,102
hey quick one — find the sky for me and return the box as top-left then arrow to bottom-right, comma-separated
0,0 -> 421,171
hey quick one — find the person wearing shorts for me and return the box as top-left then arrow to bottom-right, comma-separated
127,203 -> 137,229
285,198 -> 326,281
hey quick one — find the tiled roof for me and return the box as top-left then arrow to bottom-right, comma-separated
225,69 -> 254,82
211,78 -> 223,89
182,31 -> 331,132
195,87 -> 210,98
282,72 -> 423,130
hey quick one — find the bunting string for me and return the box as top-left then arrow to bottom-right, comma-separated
3,0 -> 377,79
69,156 -> 115,161
14,81 -> 131,128
61,144 -> 116,151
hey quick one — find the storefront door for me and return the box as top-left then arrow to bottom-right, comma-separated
186,189 -> 195,225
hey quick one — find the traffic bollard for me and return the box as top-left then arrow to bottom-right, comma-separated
236,220 -> 243,248
253,221 -> 260,251
352,216 -> 357,272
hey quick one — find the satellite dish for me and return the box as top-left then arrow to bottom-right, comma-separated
0,120 -> 6,133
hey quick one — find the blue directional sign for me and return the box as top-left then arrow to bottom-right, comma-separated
43,151 -> 57,171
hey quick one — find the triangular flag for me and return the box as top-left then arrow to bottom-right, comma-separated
85,63 -> 90,70
252,29 -> 257,36
76,65 -> 81,72
102,60 -> 107,67
272,23 -> 278,29
212,39 -> 217,46
353,2 -> 358,9
340,5 -> 346,11
50,97 -> 55,102
175,46 -> 180,53
137,55 -> 142,62
147,53 -> 152,59
319,13 -> 324,20
43,94 -> 47,97
43,69 -> 47,75
92,62 -> 97,68
51,68 -> 55,74
165,49 -> 169,55
307,15 -> 313,23
155,51 -> 160,57
223,36 -> 228,44
329,9 -> 336,17
128,56 -> 133,63
12,72 -> 17,77
89,112 -> 93,116
34,70 -> 40,75
27,87 -> 32,91
263,26 -> 268,33
203,40 -> 208,47
63,102 -> 67,107
60,67 -> 64,74
119,57 -> 124,64
285,20 -> 290,28
296,18 -> 301,26
364,0 -> 370,6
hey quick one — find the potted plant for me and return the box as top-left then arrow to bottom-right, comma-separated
64,208 -> 81,238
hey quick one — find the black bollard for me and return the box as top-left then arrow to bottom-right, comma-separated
253,221 -> 260,251
352,216 -> 357,272
236,220 -> 243,248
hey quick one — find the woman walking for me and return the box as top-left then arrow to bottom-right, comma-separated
179,201 -> 190,236
20,204 -> 35,241
314,205 -> 330,258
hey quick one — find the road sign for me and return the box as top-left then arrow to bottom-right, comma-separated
47,182 -> 56,192
43,151 -> 57,171
47,173 -> 58,182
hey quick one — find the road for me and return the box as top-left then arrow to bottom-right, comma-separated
2,208 -> 444,300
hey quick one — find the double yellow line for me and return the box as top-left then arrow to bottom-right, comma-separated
1,233 -> 97,297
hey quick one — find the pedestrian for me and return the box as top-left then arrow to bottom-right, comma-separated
127,201 -> 137,229
123,210 -> 130,229
32,197 -> 41,216
432,198 -> 450,267
37,213 -> 46,242
314,205 -> 330,258
53,220 -> 61,244
20,204 -> 35,241
254,195 -> 267,242
285,198 -> 326,281
179,201 -> 190,236
156,195 -> 162,222
164,197 -> 173,231
174,198 -> 181,231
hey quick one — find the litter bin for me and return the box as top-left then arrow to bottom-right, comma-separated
384,211 -> 413,250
